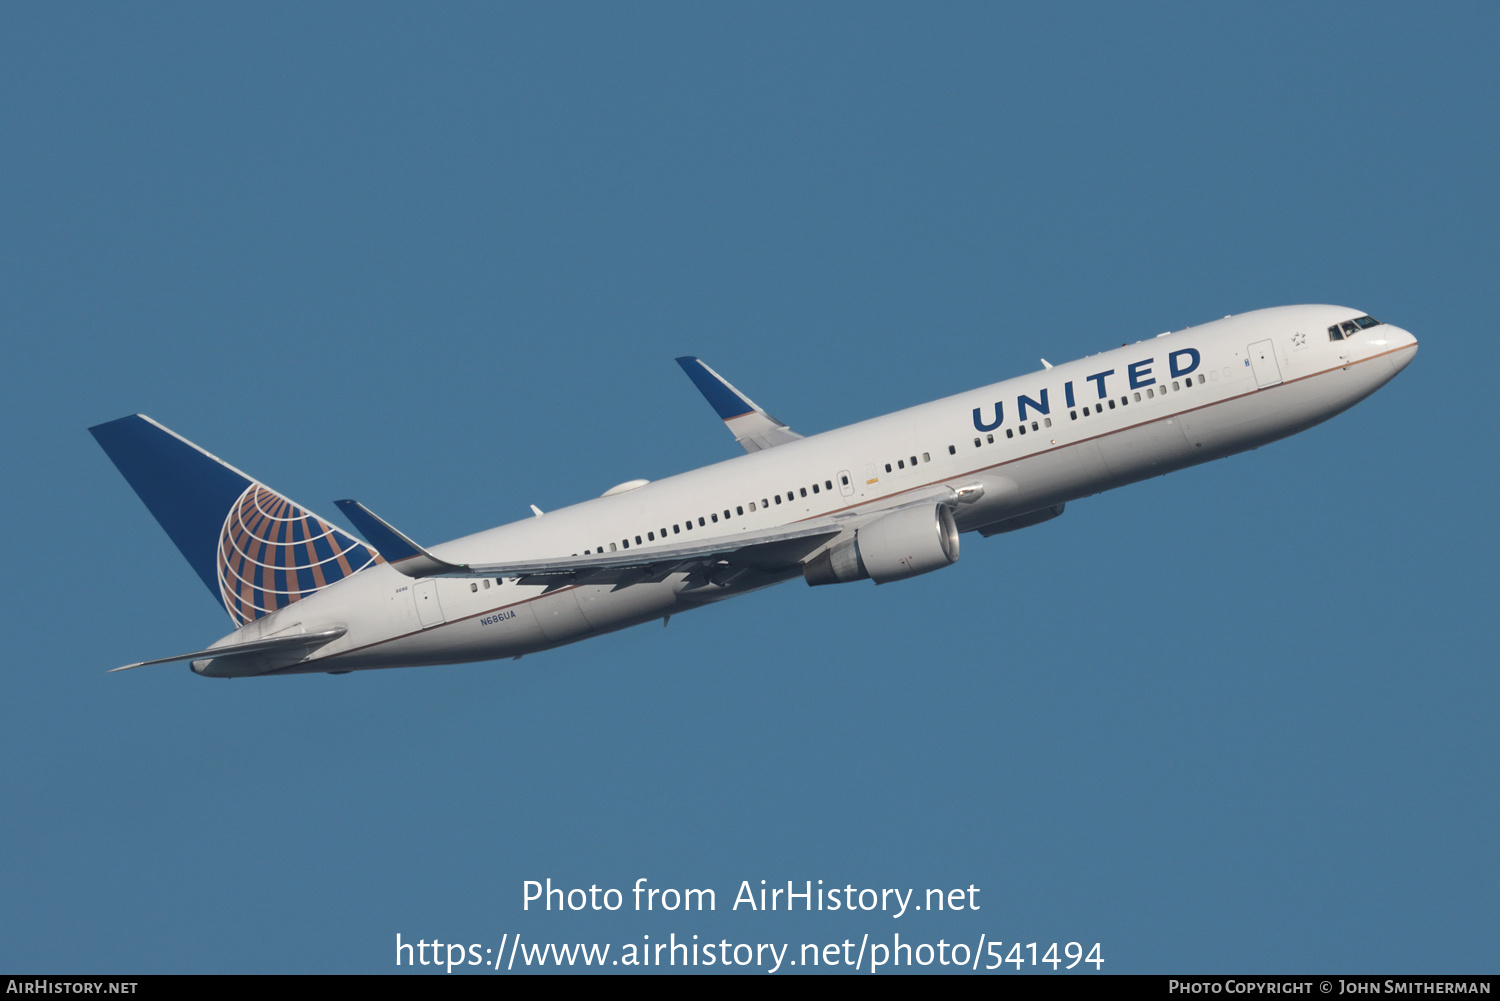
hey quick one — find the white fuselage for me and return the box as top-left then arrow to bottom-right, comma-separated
201,305 -> 1417,676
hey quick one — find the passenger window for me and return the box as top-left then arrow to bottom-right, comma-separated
1198,374 -> 1205,384
711,513 -> 718,523
897,460 -> 904,469
761,498 -> 769,507
635,535 -> 642,545
748,502 -> 756,512
909,456 -> 917,466
885,463 -> 893,472
1031,421 -> 1039,431
825,480 -> 833,490
1173,381 -> 1180,391
1108,399 -> 1115,409
1006,428 -> 1014,438
1018,424 -> 1027,435
1044,418 -> 1052,427
622,539 -> 629,549
812,483 -> 820,494
470,582 -> 477,592
973,438 -> 981,448
921,454 -> 929,463
483,579 -> 490,589
723,510 -> 730,519
948,445 -> 956,455
840,475 -> 849,485
648,531 -> 655,541
986,433 -> 994,444
1134,392 -> 1141,402
609,542 -> 617,552
799,487 -> 807,498
1070,410 -> 1078,420
698,517 -> 705,526
673,525 -> 680,534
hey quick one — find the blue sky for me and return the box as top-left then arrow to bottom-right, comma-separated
2,2 -> 1495,973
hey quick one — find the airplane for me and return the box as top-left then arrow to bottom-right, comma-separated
91,304 -> 1417,678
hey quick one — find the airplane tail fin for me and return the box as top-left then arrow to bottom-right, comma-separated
89,415 -> 383,627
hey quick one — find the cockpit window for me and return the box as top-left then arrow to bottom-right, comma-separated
1328,315 -> 1382,341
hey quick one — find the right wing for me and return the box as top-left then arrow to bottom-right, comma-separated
675,356 -> 804,453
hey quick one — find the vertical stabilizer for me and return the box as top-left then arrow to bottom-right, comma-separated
90,415 -> 382,626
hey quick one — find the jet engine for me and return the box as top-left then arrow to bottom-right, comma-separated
803,504 -> 960,586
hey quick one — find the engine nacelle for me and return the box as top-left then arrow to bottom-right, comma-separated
803,504 -> 960,586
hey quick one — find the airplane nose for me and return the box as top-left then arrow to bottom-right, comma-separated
1385,325 -> 1419,373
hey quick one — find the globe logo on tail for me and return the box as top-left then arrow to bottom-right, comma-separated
216,484 -> 382,626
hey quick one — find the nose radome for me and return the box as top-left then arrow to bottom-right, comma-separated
1385,325 -> 1418,373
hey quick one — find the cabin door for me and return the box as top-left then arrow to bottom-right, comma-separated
1248,339 -> 1283,388
413,580 -> 446,628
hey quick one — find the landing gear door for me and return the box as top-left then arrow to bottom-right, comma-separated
1248,339 -> 1283,388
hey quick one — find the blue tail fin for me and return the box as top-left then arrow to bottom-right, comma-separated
90,415 -> 383,626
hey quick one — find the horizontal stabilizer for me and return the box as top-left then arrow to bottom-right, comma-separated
675,357 -> 804,453
109,626 -> 347,673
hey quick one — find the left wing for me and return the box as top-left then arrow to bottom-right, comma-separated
335,484 -> 981,589
335,498 -> 841,588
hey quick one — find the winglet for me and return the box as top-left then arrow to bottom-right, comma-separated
674,357 -> 803,453
334,500 -> 466,578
